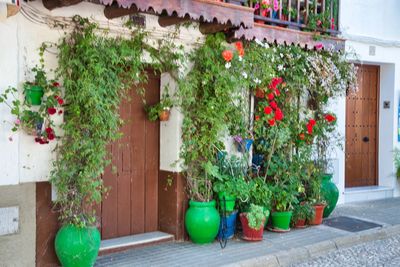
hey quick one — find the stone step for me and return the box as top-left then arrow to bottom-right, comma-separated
344,186 -> 394,203
99,231 -> 174,255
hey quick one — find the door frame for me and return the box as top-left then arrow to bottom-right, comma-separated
345,64 -> 380,187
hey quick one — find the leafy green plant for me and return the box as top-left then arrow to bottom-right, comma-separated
291,202 -> 315,226
245,204 -> 267,230
270,183 -> 298,212
146,90 -> 174,121
394,149 -> 400,179
51,16 -> 180,227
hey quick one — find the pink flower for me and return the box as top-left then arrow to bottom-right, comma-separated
317,20 -> 322,26
15,119 -> 21,125
273,0 -> 279,12
315,43 -> 324,50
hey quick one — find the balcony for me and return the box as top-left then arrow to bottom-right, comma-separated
43,0 -> 344,49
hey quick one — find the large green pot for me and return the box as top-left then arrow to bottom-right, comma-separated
25,85 -> 44,105
321,173 -> 339,218
218,192 -> 236,212
55,225 -> 101,267
271,211 -> 292,230
185,200 -> 220,244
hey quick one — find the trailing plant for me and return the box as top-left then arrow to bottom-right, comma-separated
245,204 -> 267,230
0,46 -> 63,144
51,16 -> 180,227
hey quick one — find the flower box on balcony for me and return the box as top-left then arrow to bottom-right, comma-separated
225,0 -> 247,6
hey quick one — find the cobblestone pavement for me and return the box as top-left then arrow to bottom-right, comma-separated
291,233 -> 400,267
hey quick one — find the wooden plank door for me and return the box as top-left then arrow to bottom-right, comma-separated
100,71 -> 160,240
345,65 -> 379,188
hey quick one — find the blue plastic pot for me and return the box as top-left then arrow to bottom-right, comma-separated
252,154 -> 264,172
217,211 -> 238,240
237,139 -> 253,152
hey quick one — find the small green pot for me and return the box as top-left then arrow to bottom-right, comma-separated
218,192 -> 236,212
55,225 -> 101,267
271,211 -> 293,230
185,200 -> 220,244
25,85 -> 44,105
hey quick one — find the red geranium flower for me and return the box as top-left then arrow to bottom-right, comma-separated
306,124 -> 313,134
267,93 -> 275,101
270,101 -> 278,110
47,133 -> 55,140
255,115 -> 260,121
274,108 -> 284,121
309,119 -> 316,127
222,50 -> 233,62
45,127 -> 53,134
235,41 -> 243,51
324,114 -> 336,123
52,82 -> 60,87
57,98 -> 64,105
48,107 -> 56,115
238,48 -> 245,57
58,110 -> 63,115
264,106 -> 273,115
299,133 -> 305,140
268,119 -> 276,126
274,89 -> 281,96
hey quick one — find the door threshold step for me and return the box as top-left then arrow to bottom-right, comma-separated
344,186 -> 394,203
99,231 -> 174,255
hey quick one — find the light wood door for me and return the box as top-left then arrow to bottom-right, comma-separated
100,71 -> 160,239
345,65 -> 379,188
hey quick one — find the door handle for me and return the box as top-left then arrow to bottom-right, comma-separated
363,136 -> 369,142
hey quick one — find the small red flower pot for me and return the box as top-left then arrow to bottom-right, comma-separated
240,213 -> 265,241
295,218 -> 306,229
309,204 -> 325,225
159,110 -> 170,121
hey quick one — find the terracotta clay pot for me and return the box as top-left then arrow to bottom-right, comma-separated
309,204 -> 325,225
159,110 -> 170,121
240,213 -> 265,241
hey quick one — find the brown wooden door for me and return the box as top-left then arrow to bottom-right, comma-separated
345,65 -> 379,188
100,71 -> 160,240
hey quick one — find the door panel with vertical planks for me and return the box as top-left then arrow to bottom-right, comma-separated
345,65 -> 379,188
101,71 -> 160,239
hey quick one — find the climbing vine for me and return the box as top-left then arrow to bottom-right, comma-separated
52,16 -> 181,227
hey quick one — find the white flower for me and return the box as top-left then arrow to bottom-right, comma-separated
254,78 -> 261,84
255,39 -> 263,46
238,56 -> 243,62
278,65 -> 284,71
225,62 -> 231,69
242,72 -> 248,79
280,53 -> 284,58
264,43 -> 270,48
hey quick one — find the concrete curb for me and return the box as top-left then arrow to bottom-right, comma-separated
223,224 -> 400,267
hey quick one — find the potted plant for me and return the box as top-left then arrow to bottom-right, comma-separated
306,175 -> 326,225
146,92 -> 173,122
269,184 -> 297,232
233,134 -> 253,153
240,204 -> 268,241
291,202 -> 314,228
24,66 -> 46,106
208,153 -> 250,240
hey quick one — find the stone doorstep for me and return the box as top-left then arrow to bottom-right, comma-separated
222,224 -> 400,267
99,231 -> 174,256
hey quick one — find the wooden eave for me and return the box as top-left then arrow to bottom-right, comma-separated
234,23 -> 345,51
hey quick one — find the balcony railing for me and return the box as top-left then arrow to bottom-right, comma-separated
219,0 -> 340,36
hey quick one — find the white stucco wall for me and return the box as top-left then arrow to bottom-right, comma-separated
0,1 -> 203,186
333,0 -> 400,203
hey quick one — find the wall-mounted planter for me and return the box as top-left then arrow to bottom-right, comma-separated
159,110 -> 170,121
25,85 -> 44,106
218,192 -> 236,212
237,138 -> 253,152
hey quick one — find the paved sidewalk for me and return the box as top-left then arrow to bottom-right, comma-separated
95,197 -> 400,267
